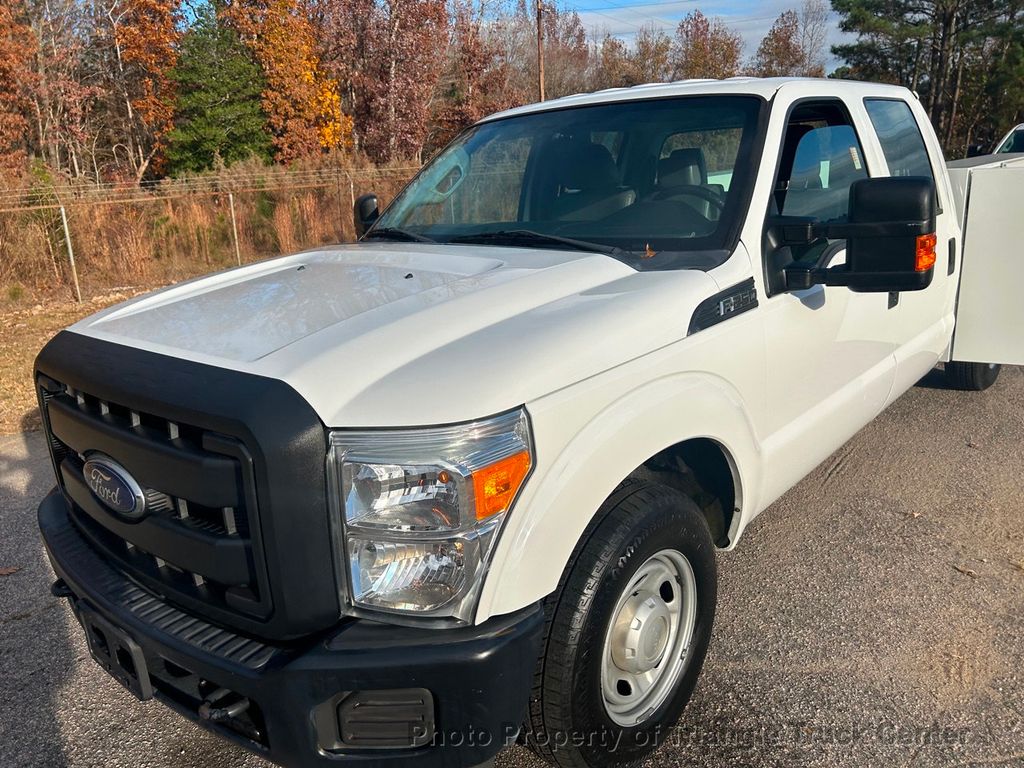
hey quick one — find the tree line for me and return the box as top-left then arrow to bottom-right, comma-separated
0,0 -> 1020,186
833,0 -> 1024,152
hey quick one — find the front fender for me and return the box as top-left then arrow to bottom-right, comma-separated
476,371 -> 764,622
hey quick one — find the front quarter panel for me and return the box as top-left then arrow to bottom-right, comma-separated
476,314 -> 768,622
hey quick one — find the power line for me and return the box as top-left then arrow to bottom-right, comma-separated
573,0 -> 784,38
574,0 -> 692,29
574,0 -> 698,12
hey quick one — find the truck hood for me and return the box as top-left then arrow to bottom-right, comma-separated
72,243 -> 720,426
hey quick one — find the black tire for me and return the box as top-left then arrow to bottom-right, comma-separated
524,482 -> 717,768
945,361 -> 1001,391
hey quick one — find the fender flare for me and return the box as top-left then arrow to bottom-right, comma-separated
476,372 -> 764,621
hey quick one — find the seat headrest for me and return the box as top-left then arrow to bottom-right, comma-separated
658,148 -> 707,188
560,143 -> 619,191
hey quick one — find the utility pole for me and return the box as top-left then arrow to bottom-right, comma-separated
536,0 -> 546,102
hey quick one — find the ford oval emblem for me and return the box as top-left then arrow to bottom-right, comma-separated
82,454 -> 147,520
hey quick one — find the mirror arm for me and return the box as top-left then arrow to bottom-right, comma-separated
769,217 -> 934,247
784,264 -> 853,291
821,220 -> 933,239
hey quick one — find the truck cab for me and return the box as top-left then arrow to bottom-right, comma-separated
35,78 -> 1023,768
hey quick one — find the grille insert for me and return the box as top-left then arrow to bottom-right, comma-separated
39,376 -> 270,621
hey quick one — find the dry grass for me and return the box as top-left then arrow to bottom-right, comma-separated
0,156 -> 415,304
0,157 -> 418,435
0,291 -> 143,435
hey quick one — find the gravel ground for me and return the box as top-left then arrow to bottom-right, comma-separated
2,366 -> 1023,768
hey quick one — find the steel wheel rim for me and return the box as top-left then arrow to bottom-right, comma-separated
600,548 -> 697,727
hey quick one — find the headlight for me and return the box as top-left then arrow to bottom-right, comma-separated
327,409 -> 532,623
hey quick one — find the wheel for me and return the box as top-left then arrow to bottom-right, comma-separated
945,361 -> 1001,391
525,482 -> 717,768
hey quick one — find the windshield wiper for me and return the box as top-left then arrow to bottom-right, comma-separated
448,229 -> 623,256
362,227 -> 437,244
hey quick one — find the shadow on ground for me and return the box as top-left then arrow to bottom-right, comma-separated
0,428 -> 76,766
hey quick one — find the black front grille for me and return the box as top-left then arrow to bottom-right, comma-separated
38,375 -> 271,622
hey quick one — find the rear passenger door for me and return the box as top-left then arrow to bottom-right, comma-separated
861,97 -> 960,398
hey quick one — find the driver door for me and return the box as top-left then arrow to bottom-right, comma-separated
756,98 -> 898,505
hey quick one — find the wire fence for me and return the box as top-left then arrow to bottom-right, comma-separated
0,163 -> 420,302
0,164 -> 422,212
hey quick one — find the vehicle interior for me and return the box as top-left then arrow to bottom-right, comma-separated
379,96 -> 763,260
762,100 -> 869,294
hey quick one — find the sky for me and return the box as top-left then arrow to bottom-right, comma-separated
568,0 -> 854,71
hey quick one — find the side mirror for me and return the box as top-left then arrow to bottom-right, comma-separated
966,143 -> 986,158
354,193 -> 379,238
784,176 -> 937,293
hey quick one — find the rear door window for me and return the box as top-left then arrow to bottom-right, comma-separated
864,99 -> 935,181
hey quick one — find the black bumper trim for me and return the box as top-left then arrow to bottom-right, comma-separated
40,489 -> 545,768
42,489 -> 276,669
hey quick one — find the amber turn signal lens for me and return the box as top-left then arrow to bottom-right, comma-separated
915,233 -> 937,272
472,450 -> 531,520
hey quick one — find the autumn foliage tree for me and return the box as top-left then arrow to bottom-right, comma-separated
5,0 -> 1018,186
317,0 -> 447,163
27,0 -> 99,179
223,0 -> 351,162
91,0 -> 181,180
361,0 -> 448,162
590,34 -> 632,89
749,1 -> 828,77
538,3 -> 590,99
590,23 -> 672,89
750,11 -> 806,76
670,10 -> 744,80
0,0 -> 38,172
430,1 -> 522,150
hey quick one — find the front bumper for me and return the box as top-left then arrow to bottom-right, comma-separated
39,489 -> 544,768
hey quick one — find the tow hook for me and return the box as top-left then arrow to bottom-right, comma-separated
199,687 -> 251,722
51,578 -> 74,599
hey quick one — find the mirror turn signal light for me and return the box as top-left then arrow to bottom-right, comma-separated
472,450 -> 531,520
915,233 -> 937,272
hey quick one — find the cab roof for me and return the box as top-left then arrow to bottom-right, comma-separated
480,77 -> 915,123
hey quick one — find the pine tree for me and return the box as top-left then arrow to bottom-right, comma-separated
166,3 -> 272,173
831,0 -> 1024,154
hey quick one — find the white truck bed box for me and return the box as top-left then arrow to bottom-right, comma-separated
947,154 -> 1024,365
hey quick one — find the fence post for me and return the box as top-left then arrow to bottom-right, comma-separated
228,192 -> 242,266
59,206 -> 82,303
336,170 -> 347,240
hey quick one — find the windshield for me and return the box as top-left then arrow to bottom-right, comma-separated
373,96 -> 764,266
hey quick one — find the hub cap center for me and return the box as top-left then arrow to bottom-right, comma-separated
610,590 -> 671,674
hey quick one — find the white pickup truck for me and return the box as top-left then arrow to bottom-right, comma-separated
35,78 -> 1024,768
